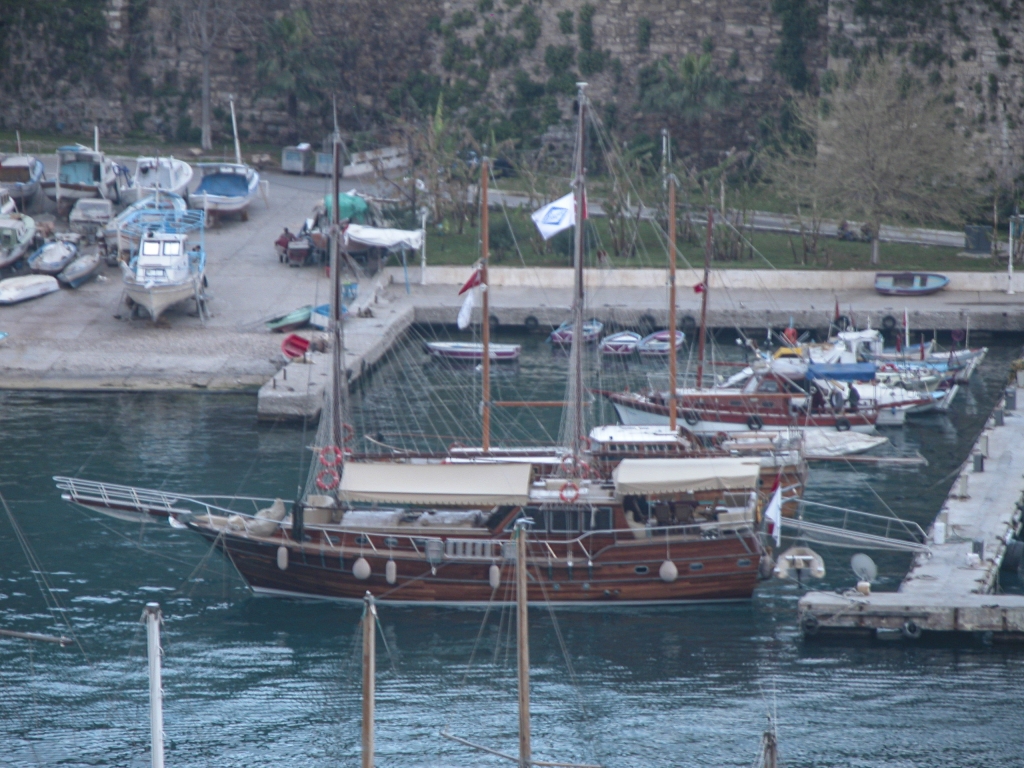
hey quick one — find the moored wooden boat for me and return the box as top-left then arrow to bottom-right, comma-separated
58,252 -> 104,288
548,318 -> 603,344
637,329 -> 686,355
599,330 -> 641,356
266,305 -> 312,333
424,340 -> 522,361
874,271 -> 949,296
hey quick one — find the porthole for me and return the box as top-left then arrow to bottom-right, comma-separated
634,565 -> 649,574
737,558 -> 752,567
689,562 -> 704,571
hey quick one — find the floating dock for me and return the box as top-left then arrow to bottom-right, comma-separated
798,385 -> 1024,642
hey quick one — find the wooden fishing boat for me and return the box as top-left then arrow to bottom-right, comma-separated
130,156 -> 193,201
266,305 -> 312,333
548,318 -> 603,344
599,330 -> 641,356
57,252 -> 104,288
424,340 -> 522,361
41,135 -> 128,205
0,274 -> 59,304
103,192 -> 188,260
637,329 -> 685,355
28,236 -> 78,275
0,213 -> 36,268
0,154 -> 45,203
874,271 -> 949,296
189,98 -> 260,219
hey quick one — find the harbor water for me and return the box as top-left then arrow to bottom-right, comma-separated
3,330 -> 1024,767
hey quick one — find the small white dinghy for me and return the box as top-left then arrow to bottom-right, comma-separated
0,274 -> 60,305
27,234 -> 79,275
423,341 -> 522,361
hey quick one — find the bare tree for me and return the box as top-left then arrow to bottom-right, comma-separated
181,0 -> 246,151
815,59 -> 973,265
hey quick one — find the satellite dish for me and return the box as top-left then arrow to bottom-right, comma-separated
851,553 -> 877,583
774,546 -> 825,580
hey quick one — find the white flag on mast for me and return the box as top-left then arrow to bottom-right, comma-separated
530,192 -> 576,240
457,290 -> 475,330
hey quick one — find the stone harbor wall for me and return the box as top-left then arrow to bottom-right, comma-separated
0,0 -> 1019,180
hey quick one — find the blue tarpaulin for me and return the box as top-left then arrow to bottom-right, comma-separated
806,363 -> 877,381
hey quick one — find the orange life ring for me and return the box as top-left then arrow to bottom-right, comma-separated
342,423 -> 355,444
316,468 -> 340,490
559,481 -> 580,504
319,445 -> 344,467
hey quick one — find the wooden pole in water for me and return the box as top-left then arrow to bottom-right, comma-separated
481,158 -> 491,453
696,208 -> 712,390
516,522 -> 532,768
664,129 -> 678,430
143,603 -> 164,768
362,591 -> 376,768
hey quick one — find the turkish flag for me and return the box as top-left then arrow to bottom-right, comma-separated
458,267 -> 482,295
693,283 -> 705,294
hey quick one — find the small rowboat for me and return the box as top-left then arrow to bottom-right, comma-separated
0,274 -> 59,304
266,305 -> 312,333
57,252 -> 103,288
599,330 -> 641,356
28,238 -> 78,275
548,319 -> 603,344
874,272 -> 949,296
281,333 -> 311,359
637,329 -> 686,355
423,341 -> 522,361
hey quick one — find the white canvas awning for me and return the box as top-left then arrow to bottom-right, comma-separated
339,462 -> 532,506
344,223 -> 423,252
612,458 -> 760,497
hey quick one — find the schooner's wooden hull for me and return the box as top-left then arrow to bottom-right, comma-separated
192,524 -> 763,605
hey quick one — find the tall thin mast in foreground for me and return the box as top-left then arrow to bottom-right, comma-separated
515,521 -> 531,768
362,592 -> 376,768
696,209 -> 712,390
481,158 -> 491,452
663,129 -> 678,429
568,82 -> 588,462
330,126 -> 348,458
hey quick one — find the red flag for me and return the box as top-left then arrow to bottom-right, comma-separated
693,283 -> 705,294
458,266 -> 482,295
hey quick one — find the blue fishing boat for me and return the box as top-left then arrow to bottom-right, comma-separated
874,272 -> 949,296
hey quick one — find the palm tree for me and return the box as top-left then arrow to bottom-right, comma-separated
640,53 -> 736,162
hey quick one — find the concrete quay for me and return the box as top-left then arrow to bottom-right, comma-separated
798,386 -> 1024,642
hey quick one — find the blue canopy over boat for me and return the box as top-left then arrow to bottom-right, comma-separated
806,363 -> 877,381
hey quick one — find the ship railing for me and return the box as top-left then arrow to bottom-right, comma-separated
783,499 -> 928,553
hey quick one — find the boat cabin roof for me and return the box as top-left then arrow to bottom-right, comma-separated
589,425 -> 688,445
1,155 -> 35,169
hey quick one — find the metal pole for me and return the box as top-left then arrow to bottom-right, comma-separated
696,209 -> 712,390
481,158 -> 491,453
361,592 -> 376,768
331,129 -> 347,463
665,129 -> 678,431
1009,215 -> 1016,295
515,522 -> 531,768
420,209 -> 428,286
143,603 -> 164,768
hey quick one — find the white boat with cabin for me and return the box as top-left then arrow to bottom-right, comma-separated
0,213 -> 37,268
0,154 -> 45,203
189,99 -> 260,219
129,156 -> 193,202
41,132 -> 129,205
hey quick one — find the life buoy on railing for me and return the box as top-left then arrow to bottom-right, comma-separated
683,410 -> 700,426
747,415 -> 764,431
835,417 -> 852,432
342,422 -> 355,444
319,445 -> 344,467
881,314 -> 898,331
316,468 -> 340,490
559,482 -> 580,504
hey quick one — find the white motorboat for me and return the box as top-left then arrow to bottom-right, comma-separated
103,192 -> 187,259
129,156 -> 193,202
189,98 -> 260,219
424,340 -> 522,361
0,154 -> 45,204
120,209 -> 207,322
41,135 -> 129,206
69,198 -> 114,237
0,213 -> 37,268
0,274 -> 59,304
27,234 -> 79,275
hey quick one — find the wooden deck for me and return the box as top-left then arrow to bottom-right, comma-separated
798,385 -> 1024,642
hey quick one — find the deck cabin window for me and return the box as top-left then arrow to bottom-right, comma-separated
163,241 -> 181,256
142,241 -> 160,256
756,380 -> 781,393
583,507 -> 614,531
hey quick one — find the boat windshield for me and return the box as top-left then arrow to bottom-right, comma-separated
60,161 -> 100,185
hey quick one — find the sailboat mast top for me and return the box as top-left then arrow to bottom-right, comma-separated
570,82 -> 588,462
481,159 -> 491,453
696,209 -> 712,390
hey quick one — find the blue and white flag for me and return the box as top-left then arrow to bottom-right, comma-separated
531,192 -> 577,240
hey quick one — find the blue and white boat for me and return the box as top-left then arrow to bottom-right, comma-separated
41,131 -> 130,205
103,192 -> 187,259
28,234 -> 79,275
120,209 -> 207,322
189,98 -> 260,220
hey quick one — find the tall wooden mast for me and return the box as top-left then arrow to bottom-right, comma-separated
569,82 -> 588,462
331,123 -> 348,459
361,591 -> 376,768
481,158 -> 491,452
696,208 -> 712,390
515,521 -> 531,768
663,129 -> 678,430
